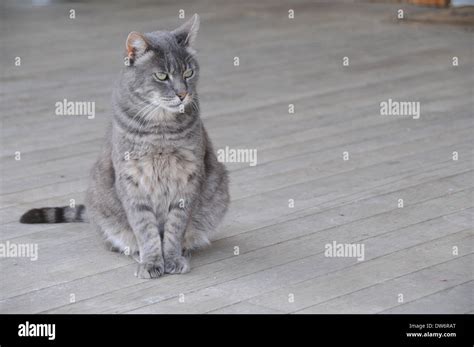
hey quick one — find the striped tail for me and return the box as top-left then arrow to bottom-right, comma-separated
19,205 -> 87,224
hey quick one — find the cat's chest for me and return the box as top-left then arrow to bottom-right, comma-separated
125,148 -> 199,197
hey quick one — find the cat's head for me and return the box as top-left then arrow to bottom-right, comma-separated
121,14 -> 200,113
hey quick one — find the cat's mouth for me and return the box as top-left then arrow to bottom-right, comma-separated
160,95 -> 191,112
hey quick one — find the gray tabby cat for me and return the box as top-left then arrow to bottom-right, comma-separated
20,14 -> 230,279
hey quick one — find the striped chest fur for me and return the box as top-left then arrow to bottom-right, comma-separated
122,147 -> 199,211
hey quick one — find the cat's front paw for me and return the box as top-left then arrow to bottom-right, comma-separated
165,256 -> 190,274
135,257 -> 165,279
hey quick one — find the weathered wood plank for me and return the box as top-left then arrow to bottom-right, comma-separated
244,231 -> 472,313
381,281 -> 474,314
295,255 -> 473,313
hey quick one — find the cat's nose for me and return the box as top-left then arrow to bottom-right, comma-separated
177,92 -> 187,101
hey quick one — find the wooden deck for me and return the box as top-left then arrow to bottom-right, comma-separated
0,0 -> 472,314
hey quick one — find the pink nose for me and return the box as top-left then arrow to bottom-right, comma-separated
177,92 -> 187,101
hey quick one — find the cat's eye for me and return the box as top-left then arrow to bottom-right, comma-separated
153,72 -> 168,81
183,69 -> 194,78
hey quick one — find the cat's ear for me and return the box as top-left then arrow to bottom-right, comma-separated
172,14 -> 200,48
126,31 -> 149,63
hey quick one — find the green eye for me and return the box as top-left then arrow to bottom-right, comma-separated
153,72 -> 168,81
183,69 -> 194,78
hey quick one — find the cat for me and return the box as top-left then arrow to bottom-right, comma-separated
19,14 -> 230,279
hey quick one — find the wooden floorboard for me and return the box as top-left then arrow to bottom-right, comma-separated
296,255 -> 473,314
381,281 -> 474,314
0,0 -> 472,313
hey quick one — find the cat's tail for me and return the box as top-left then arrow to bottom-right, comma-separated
19,205 -> 87,224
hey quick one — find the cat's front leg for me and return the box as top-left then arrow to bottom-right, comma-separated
117,179 -> 164,279
128,202 -> 164,279
163,198 -> 194,274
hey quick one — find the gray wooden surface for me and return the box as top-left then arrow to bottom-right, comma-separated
0,0 -> 472,314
